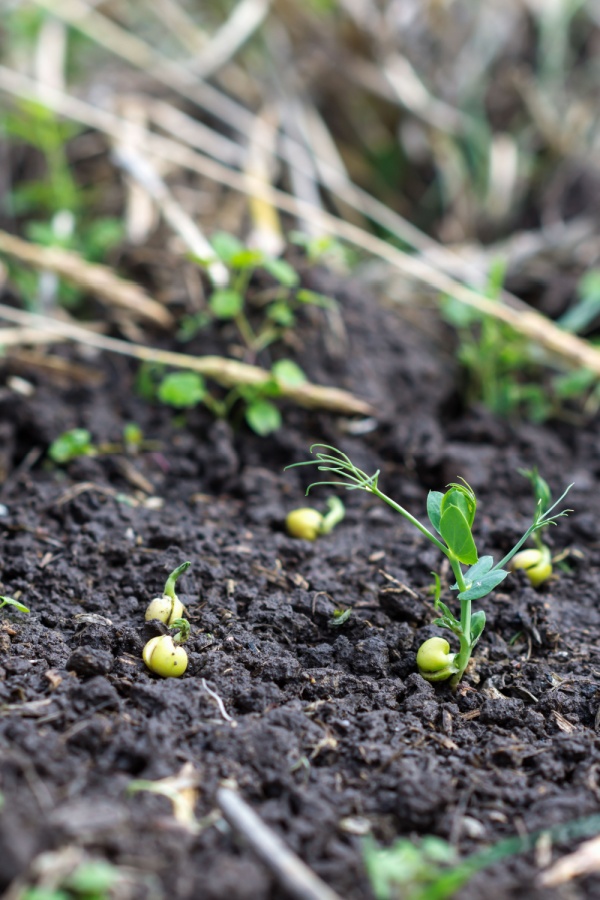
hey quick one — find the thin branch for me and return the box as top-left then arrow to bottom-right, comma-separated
0,303 -> 374,416
217,787 -> 343,900
2,68 -> 600,375
189,0 -> 272,80
0,229 -> 173,329
111,145 -> 229,285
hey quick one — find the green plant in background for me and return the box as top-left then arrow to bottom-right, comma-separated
47,424 -> 154,464
444,264 -> 600,423
287,445 -> 572,685
0,595 -> 29,615
441,260 -> 553,421
20,859 -> 120,900
2,100 -> 124,310
364,812 -> 600,900
143,357 -> 307,437
180,231 -> 336,352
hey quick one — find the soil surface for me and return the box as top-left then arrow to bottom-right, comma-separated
1,272 -> 600,900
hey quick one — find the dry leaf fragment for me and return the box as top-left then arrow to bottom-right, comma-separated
539,835 -> 600,886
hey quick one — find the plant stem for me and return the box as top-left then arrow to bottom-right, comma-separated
370,486 -> 447,554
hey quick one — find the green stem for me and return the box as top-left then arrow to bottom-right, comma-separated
163,562 -> 191,600
319,496 -> 346,534
370,486 -> 448,555
450,626 -> 472,687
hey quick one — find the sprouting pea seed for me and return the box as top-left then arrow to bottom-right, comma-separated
142,635 -> 188,678
285,508 -> 324,540
145,595 -> 185,625
416,637 -> 457,682
509,548 -> 552,587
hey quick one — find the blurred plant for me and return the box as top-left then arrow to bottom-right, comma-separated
441,260 -> 552,421
20,859 -> 120,900
2,100 -> 124,310
0,594 -> 29,615
142,357 -> 307,437
47,424 -> 155,464
444,264 -> 600,423
180,231 -> 335,353
364,811 -> 600,900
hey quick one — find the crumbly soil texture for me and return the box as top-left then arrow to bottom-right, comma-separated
1,275 -> 600,900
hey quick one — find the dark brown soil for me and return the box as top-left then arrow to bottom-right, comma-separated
1,274 -> 600,900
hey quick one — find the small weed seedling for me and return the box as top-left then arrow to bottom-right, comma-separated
287,445 -> 572,685
364,812 -> 600,900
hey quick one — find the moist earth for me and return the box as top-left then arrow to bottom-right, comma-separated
1,275 -> 600,899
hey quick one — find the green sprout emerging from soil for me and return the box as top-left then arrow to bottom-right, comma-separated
0,595 -> 29,614
143,563 -> 192,678
287,445 -> 572,685
285,496 -> 346,540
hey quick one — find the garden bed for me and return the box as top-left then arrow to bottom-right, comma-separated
1,270 -> 600,900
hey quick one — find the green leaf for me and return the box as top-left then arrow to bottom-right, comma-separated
0,595 -> 30,614
158,372 -> 206,408
439,506 -> 478,565
209,289 -> 244,319
470,610 -> 487,646
296,289 -> 337,309
271,359 -> 307,387
262,257 -> 299,287
519,466 -> 552,514
48,428 -> 94,464
463,555 -> 494,583
434,600 -> 460,628
427,491 -> 444,533
123,422 -> 143,448
230,248 -> 264,269
267,302 -> 295,327
330,608 -> 352,626
441,484 -> 476,527
210,231 -> 244,263
458,569 -> 508,601
245,400 -> 281,436
65,861 -> 119,894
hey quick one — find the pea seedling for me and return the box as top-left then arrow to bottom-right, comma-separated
285,496 -> 345,540
287,445 -> 572,685
508,467 -> 557,586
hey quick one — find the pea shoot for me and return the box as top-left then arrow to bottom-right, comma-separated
508,467 -> 556,587
286,445 -> 572,685
145,561 -> 191,626
0,595 -> 29,614
285,496 -> 345,540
